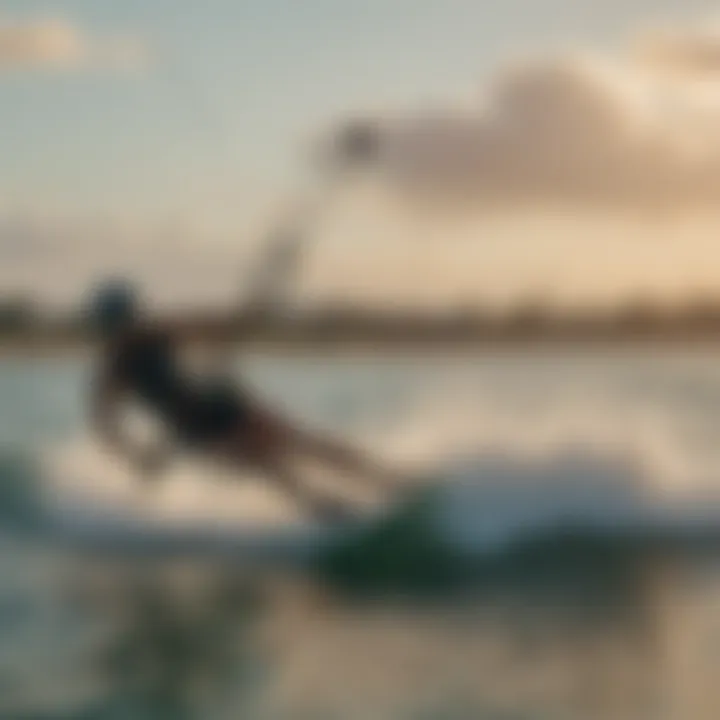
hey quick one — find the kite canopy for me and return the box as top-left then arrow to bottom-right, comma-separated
334,119 -> 383,166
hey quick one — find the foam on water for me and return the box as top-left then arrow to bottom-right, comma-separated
11,440 -> 720,562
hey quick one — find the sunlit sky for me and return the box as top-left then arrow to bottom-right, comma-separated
2,0 -> 720,308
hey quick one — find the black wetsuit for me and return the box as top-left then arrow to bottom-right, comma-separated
108,327 -> 248,446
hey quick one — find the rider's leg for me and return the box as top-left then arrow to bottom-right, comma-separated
254,455 -> 353,522
211,406 -> 400,498
284,426 -> 400,489
211,426 -> 353,522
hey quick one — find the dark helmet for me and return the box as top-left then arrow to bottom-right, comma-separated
87,278 -> 139,336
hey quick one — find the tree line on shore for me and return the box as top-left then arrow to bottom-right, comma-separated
4,294 -> 720,343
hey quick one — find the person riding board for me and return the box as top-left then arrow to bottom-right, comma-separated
88,280 -> 398,522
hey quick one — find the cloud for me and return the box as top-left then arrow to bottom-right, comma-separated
329,29 -> 720,212
634,27 -> 720,75
0,16 -> 148,73
7,206 -> 720,311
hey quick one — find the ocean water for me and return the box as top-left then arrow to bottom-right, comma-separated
3,348 -> 720,718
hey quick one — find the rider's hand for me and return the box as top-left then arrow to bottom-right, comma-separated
133,445 -> 169,482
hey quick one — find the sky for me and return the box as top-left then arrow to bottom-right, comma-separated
2,0 -> 720,309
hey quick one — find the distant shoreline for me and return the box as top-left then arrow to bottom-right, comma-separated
2,324 -> 720,357
4,305 -> 720,355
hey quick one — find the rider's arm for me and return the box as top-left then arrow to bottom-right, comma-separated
91,366 -> 132,457
91,369 -> 174,480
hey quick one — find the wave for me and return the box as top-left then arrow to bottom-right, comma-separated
6,443 -> 720,570
318,450 -> 720,592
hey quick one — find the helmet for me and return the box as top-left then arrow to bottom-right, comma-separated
87,279 -> 139,335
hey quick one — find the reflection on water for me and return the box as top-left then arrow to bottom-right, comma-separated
2,545 -> 719,719
63,561 -> 268,720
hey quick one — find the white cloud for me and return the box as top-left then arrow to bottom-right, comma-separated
6,207 -> 720,311
331,27 -> 720,212
0,16 -> 148,73
634,26 -> 720,75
